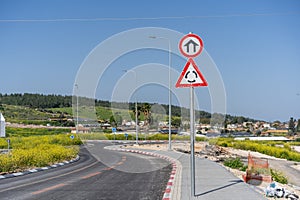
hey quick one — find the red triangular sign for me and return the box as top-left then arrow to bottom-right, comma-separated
175,58 -> 208,88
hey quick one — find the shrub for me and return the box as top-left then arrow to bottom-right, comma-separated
270,169 -> 288,184
223,157 -> 247,171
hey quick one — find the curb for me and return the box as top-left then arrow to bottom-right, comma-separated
107,146 -> 178,200
0,155 -> 80,179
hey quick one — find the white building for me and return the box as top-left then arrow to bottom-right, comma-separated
263,123 -> 271,129
0,113 -> 5,137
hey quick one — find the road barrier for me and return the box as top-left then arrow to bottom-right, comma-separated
243,153 -> 272,183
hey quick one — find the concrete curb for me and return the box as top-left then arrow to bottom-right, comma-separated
0,155 -> 80,179
106,146 -> 179,200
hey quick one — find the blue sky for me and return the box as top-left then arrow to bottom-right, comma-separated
0,0 -> 299,122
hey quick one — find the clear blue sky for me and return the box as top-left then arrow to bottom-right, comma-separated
0,0 -> 299,122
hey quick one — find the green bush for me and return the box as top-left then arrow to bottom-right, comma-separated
270,169 -> 288,184
223,157 -> 247,171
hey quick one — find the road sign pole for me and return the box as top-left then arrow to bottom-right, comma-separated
177,32 -> 207,197
7,139 -> 10,154
190,86 -> 195,197
135,101 -> 138,145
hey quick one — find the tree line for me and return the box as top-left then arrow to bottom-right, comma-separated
0,93 -> 259,124
0,93 -> 72,108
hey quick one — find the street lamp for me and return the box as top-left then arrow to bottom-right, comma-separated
75,84 -> 79,134
149,36 -> 172,150
123,69 -> 139,145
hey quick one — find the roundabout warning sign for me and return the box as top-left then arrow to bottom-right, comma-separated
175,58 -> 208,88
177,32 -> 208,197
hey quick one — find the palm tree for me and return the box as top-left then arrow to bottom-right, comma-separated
131,103 -> 141,125
141,103 -> 151,131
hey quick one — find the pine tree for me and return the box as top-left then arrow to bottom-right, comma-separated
296,119 -> 300,133
288,117 -> 296,136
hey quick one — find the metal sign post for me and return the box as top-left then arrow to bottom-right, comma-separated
190,87 -> 195,196
112,127 -> 117,143
7,139 -> 10,154
176,32 -> 207,197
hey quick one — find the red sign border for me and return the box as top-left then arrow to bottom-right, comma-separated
179,33 -> 204,58
175,58 -> 208,88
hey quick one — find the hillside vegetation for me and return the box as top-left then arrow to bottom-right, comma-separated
0,93 -> 259,126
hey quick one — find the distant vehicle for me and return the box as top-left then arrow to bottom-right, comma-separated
159,129 -> 178,134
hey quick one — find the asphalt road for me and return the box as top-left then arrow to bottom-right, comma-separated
0,142 -> 172,200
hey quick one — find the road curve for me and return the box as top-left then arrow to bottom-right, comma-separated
0,142 -> 172,200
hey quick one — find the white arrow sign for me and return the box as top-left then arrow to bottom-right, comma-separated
179,33 -> 203,58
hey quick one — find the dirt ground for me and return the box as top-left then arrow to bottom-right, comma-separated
127,141 -> 300,199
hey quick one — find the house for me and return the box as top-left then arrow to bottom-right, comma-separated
71,127 -> 90,134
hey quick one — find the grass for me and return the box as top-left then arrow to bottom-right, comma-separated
77,132 -> 208,142
6,127 -> 70,137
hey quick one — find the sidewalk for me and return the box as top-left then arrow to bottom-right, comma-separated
130,148 -> 266,200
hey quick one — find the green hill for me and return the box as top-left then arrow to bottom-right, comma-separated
0,93 -> 260,127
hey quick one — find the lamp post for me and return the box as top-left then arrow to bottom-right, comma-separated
75,84 -> 79,134
123,69 -> 138,145
149,36 -> 172,150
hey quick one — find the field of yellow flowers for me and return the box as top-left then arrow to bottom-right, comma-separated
0,133 -> 82,173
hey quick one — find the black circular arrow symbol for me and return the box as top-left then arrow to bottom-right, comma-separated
185,70 -> 198,83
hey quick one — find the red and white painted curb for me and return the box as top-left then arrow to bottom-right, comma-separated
108,147 -> 177,200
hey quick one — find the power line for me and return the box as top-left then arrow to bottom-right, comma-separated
0,12 -> 299,22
